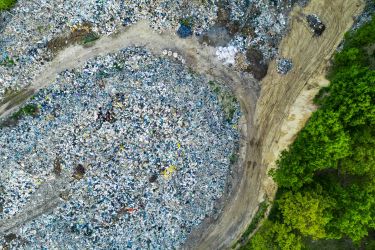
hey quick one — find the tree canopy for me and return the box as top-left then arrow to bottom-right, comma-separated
0,0 -> 16,11
248,13 -> 375,250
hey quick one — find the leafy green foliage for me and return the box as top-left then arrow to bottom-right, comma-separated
208,81 -> 238,122
82,32 -> 100,45
323,179 -> 375,242
246,220 -> 303,250
272,111 -> 351,189
0,0 -> 16,10
11,104 -> 39,119
1,103 -> 39,127
250,14 -> 375,249
0,56 -> 15,67
341,126 -> 375,175
278,190 -> 335,239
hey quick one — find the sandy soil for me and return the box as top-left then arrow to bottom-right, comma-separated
185,0 -> 364,249
255,0 -> 364,202
0,0 -> 365,248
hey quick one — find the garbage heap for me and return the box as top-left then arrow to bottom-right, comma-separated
0,0 -> 310,99
0,47 -> 241,249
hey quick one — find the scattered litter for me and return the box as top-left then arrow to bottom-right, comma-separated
216,46 -> 238,65
276,58 -> 293,75
177,24 -> 193,38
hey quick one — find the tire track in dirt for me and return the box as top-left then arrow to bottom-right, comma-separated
0,0 -> 365,247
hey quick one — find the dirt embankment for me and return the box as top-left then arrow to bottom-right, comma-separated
0,0 -> 365,249
187,0 -> 364,249
255,0 -> 364,200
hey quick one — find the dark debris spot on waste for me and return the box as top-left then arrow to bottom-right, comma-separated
73,164 -> 86,180
177,24 -> 193,38
306,14 -> 326,36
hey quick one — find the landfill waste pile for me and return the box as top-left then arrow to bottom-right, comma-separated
0,0 -> 309,100
0,47 -> 240,249
0,0 -> 316,248
276,58 -> 293,75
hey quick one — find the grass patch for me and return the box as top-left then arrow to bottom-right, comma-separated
208,81 -> 238,122
239,201 -> 269,243
0,0 -> 16,11
180,17 -> 194,27
11,104 -> 38,119
82,32 -> 100,46
1,103 -> 39,128
0,56 -> 15,67
229,153 -> 239,165
0,88 -> 36,128
47,23 -> 100,56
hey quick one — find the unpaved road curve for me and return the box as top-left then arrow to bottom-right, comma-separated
0,21 -> 258,119
0,0 -> 365,248
185,0 -> 365,249
0,20 -> 260,248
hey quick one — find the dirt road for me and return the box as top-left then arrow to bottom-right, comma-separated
185,0 -> 364,249
0,19 -> 260,247
255,0 -> 364,201
0,21 -> 258,119
0,0 -> 365,248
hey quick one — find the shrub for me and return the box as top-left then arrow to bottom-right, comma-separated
0,0 -> 16,11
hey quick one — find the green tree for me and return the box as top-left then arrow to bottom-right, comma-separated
317,67 -> 375,127
0,0 -> 17,10
273,110 -> 351,190
248,220 -> 303,250
326,180 -> 375,242
278,190 -> 335,239
341,126 -> 375,175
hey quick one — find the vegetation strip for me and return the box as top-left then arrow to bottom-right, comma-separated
0,0 -> 16,11
233,201 -> 269,249
244,13 -> 375,250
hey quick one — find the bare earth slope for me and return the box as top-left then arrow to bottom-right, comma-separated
255,0 -> 364,201
0,0 -> 365,249
186,0 -> 365,249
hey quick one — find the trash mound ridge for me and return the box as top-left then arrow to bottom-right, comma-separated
0,48 -> 240,249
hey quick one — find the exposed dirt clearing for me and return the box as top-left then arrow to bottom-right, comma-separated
255,0 -> 364,207
0,0 -> 365,248
186,0 -> 365,249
